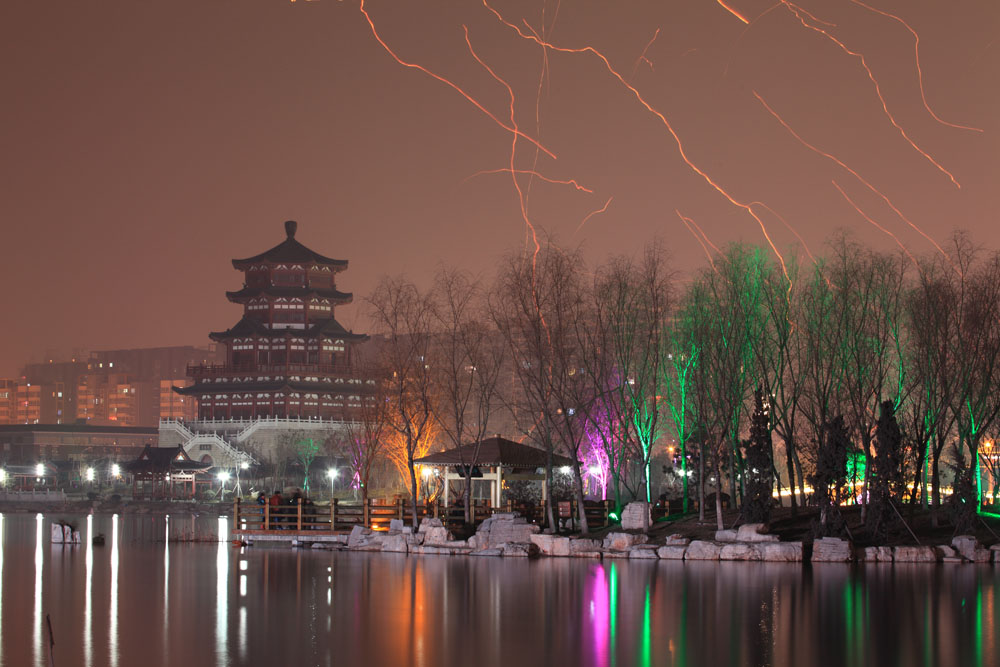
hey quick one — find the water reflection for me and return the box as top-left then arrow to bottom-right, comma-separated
2,514 -> 1000,667
216,516 -> 228,665
84,514 -> 93,667
109,513 -> 118,667
33,513 -> 43,667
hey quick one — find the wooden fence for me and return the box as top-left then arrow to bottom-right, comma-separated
233,498 -> 616,533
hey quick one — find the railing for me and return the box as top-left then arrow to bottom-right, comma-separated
232,498 -> 615,534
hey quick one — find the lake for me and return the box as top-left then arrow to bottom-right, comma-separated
0,512 -> 997,666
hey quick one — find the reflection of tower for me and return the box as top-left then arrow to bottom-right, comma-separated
175,221 -> 369,420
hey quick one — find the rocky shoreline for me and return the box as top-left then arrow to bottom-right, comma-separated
274,510 -> 1000,565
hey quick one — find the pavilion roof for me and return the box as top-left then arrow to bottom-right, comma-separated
208,316 -> 368,342
414,437 -> 577,470
126,445 -> 212,474
232,221 -> 348,270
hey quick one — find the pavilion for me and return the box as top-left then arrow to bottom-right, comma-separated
127,445 -> 212,499
414,436 -> 577,508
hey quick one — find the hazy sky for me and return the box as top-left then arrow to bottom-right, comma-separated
2,0 -> 997,376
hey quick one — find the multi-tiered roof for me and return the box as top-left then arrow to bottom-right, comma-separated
176,221 -> 368,420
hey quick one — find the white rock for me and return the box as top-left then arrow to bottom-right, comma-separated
531,534 -> 571,557
719,543 -> 762,561
603,532 -> 648,551
663,534 -> 690,546
893,546 -> 937,562
629,544 -> 660,559
714,529 -> 738,543
423,526 -> 453,545
500,542 -> 539,558
759,542 -> 803,562
419,518 -> 444,532
684,540 -> 722,560
620,502 -> 652,532
348,525 -> 376,548
380,533 -> 409,553
736,523 -> 779,543
812,538 -> 853,562
657,545 -> 688,560
389,519 -> 405,532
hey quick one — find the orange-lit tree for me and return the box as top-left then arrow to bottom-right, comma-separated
368,276 -> 438,528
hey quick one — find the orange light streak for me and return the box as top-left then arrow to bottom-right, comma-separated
674,214 -> 722,276
832,180 -> 920,272
848,0 -> 983,133
464,168 -> 593,193
358,1 -> 557,161
716,0 -> 750,24
752,89 -> 952,266
574,197 -> 614,234
750,200 -> 817,265
778,1 -> 961,188
481,0 -> 790,280
630,27 -> 660,80
461,25 -> 539,260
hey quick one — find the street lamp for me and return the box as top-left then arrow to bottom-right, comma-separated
111,464 -> 121,479
85,467 -> 95,483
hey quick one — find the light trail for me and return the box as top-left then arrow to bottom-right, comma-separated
675,210 -> 720,275
778,0 -> 961,188
464,168 -> 594,193
358,1 -> 557,160
630,27 -> 660,80
848,0 -> 983,133
832,179 -> 921,272
481,0 -> 790,280
462,25 -> 540,259
574,196 -> 614,234
716,0 -> 750,24
752,89 -> 953,267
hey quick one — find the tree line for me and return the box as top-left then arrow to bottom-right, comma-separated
352,231 -> 1000,535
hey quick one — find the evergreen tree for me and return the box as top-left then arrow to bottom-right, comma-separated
743,388 -> 774,524
811,414 -> 849,536
866,400 -> 903,541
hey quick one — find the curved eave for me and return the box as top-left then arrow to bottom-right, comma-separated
172,380 -> 370,396
224,287 -> 354,303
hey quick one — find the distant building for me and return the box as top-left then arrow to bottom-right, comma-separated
175,220 -> 370,420
15,384 -> 41,424
0,380 -> 16,424
0,423 -> 157,465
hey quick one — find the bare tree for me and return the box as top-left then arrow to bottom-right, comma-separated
367,276 -> 438,528
432,268 -> 505,524
340,364 -> 391,506
492,241 -> 590,533
584,244 -> 674,519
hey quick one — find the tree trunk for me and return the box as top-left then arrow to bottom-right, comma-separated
698,448 -> 706,523
544,453 -> 556,534
681,442 -> 689,514
931,444 -> 942,528
784,438 -> 798,515
714,457 -> 725,531
407,453 -> 419,529
573,462 -> 589,535
464,471 -> 473,525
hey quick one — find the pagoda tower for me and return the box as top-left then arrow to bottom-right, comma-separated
177,220 -> 368,420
